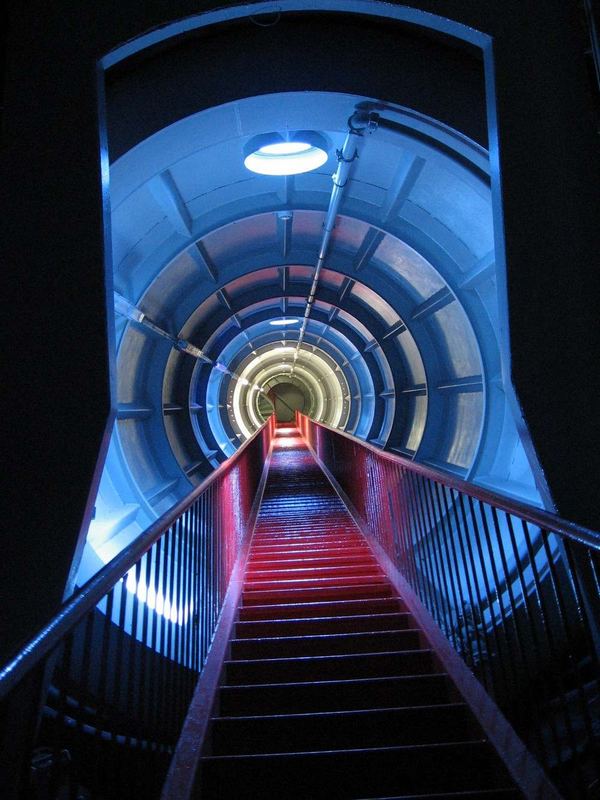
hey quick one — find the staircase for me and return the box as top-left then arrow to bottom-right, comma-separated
197,425 -> 522,798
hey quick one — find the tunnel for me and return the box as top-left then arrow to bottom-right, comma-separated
78,8 -> 548,582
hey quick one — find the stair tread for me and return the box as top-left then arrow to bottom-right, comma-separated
194,433 -> 520,799
236,612 -> 411,626
202,738 -> 490,761
231,628 -> 421,645
247,564 -> 379,575
238,596 -> 405,619
226,648 -> 432,666
213,701 -> 469,723
244,573 -> 386,585
220,671 -> 449,690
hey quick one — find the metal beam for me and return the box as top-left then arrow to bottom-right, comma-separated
380,153 -> 426,223
163,404 -> 184,415
400,384 -> 427,396
277,211 -> 293,259
184,461 -> 206,476
217,289 -> 233,311
382,320 -> 407,340
145,479 -> 179,505
353,227 -> 385,272
411,287 -> 453,321
190,242 -> 218,282
338,277 -> 355,304
328,306 -> 340,324
459,250 -> 495,290
148,170 -> 193,236
279,266 -> 289,294
116,403 -> 153,420
436,375 -> 484,393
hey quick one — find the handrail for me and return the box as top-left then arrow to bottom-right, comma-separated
305,416 -> 600,550
0,419 -> 271,701
298,412 -> 600,797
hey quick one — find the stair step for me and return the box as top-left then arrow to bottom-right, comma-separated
247,553 -> 376,569
219,673 -> 452,715
230,629 -> 423,658
209,703 -> 475,755
238,596 -> 405,620
249,543 -> 370,558
224,649 -> 434,684
246,563 -> 380,579
251,534 -> 363,546
199,740 -> 514,799
191,434 -> 521,800
243,573 -> 386,592
242,581 -> 394,606
235,612 -> 414,638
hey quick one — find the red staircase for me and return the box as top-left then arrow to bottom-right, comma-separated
197,425 -> 522,798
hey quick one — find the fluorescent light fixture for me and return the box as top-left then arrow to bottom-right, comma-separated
269,318 -> 299,326
244,131 -> 329,176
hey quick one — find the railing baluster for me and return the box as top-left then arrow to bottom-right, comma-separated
404,470 -> 438,624
3,415 -> 600,798
447,488 -> 487,674
539,531 -> 596,775
455,493 -> 496,692
504,513 -> 563,764
437,484 -> 472,664
476,500 -> 517,705
490,509 -> 548,762
419,475 -> 454,639
520,521 -> 582,783
467,494 -> 512,699
431,481 -> 466,655
291,415 -> 600,796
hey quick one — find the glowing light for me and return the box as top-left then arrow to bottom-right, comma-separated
244,132 -> 328,176
269,318 -> 299,326
125,568 -> 193,626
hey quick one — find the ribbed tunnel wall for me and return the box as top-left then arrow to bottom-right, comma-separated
78,17 -> 546,582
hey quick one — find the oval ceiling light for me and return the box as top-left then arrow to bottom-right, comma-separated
244,131 -> 329,176
269,318 -> 299,326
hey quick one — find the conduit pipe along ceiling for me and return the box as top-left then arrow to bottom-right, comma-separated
79,10 -> 548,580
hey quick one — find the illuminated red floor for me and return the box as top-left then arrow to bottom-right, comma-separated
199,426 -> 520,798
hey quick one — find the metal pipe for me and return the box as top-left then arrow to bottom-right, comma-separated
114,290 -> 266,391
293,110 -> 379,370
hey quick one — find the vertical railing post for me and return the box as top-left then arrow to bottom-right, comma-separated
294,412 -> 600,796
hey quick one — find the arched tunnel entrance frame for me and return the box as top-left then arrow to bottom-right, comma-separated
83,0 -> 546,587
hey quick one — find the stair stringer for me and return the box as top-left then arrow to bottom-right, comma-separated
305,443 -> 563,800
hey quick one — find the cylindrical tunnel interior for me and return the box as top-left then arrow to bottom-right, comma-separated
77,9 -> 546,582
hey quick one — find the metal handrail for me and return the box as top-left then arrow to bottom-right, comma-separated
298,412 -> 600,798
0,419 -> 271,701
305,416 -> 600,550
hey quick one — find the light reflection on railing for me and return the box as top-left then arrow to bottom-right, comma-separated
0,416 -> 276,800
298,412 -> 600,799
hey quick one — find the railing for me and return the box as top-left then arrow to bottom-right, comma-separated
297,413 -> 600,799
0,416 -> 275,800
